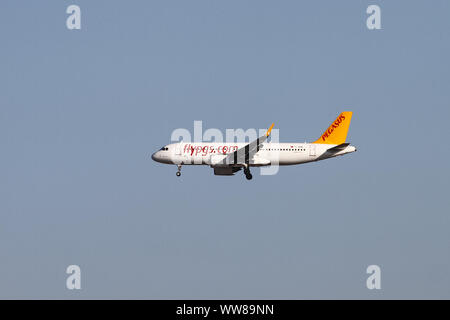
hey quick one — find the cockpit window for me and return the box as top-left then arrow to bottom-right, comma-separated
160,147 -> 168,151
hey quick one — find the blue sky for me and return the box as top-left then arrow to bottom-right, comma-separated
1,0 -> 449,298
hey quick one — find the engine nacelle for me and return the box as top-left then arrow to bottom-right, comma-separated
213,167 -> 242,176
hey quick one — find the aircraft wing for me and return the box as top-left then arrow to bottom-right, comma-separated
215,123 -> 274,166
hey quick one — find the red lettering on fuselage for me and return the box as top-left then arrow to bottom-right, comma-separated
183,144 -> 238,156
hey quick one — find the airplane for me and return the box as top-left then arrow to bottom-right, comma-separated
151,112 -> 356,180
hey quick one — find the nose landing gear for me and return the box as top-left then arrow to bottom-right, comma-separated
176,164 -> 182,177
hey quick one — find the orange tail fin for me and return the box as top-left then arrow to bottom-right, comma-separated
313,112 -> 353,144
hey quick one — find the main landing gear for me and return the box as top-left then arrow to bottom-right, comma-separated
176,164 -> 182,177
244,167 -> 253,180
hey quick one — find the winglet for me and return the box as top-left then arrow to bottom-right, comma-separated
266,123 -> 275,137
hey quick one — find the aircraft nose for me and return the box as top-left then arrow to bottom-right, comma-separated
151,152 -> 158,161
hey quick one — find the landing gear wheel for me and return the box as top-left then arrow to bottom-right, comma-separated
176,164 -> 182,177
244,167 -> 252,180
176,171 -> 181,177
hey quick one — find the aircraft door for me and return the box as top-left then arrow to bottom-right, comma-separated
175,143 -> 188,164
309,144 -> 316,157
175,143 -> 181,155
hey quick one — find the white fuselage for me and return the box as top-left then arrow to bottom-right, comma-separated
152,142 -> 357,166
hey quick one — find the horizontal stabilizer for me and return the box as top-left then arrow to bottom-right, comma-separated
315,142 -> 351,161
326,142 -> 350,152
